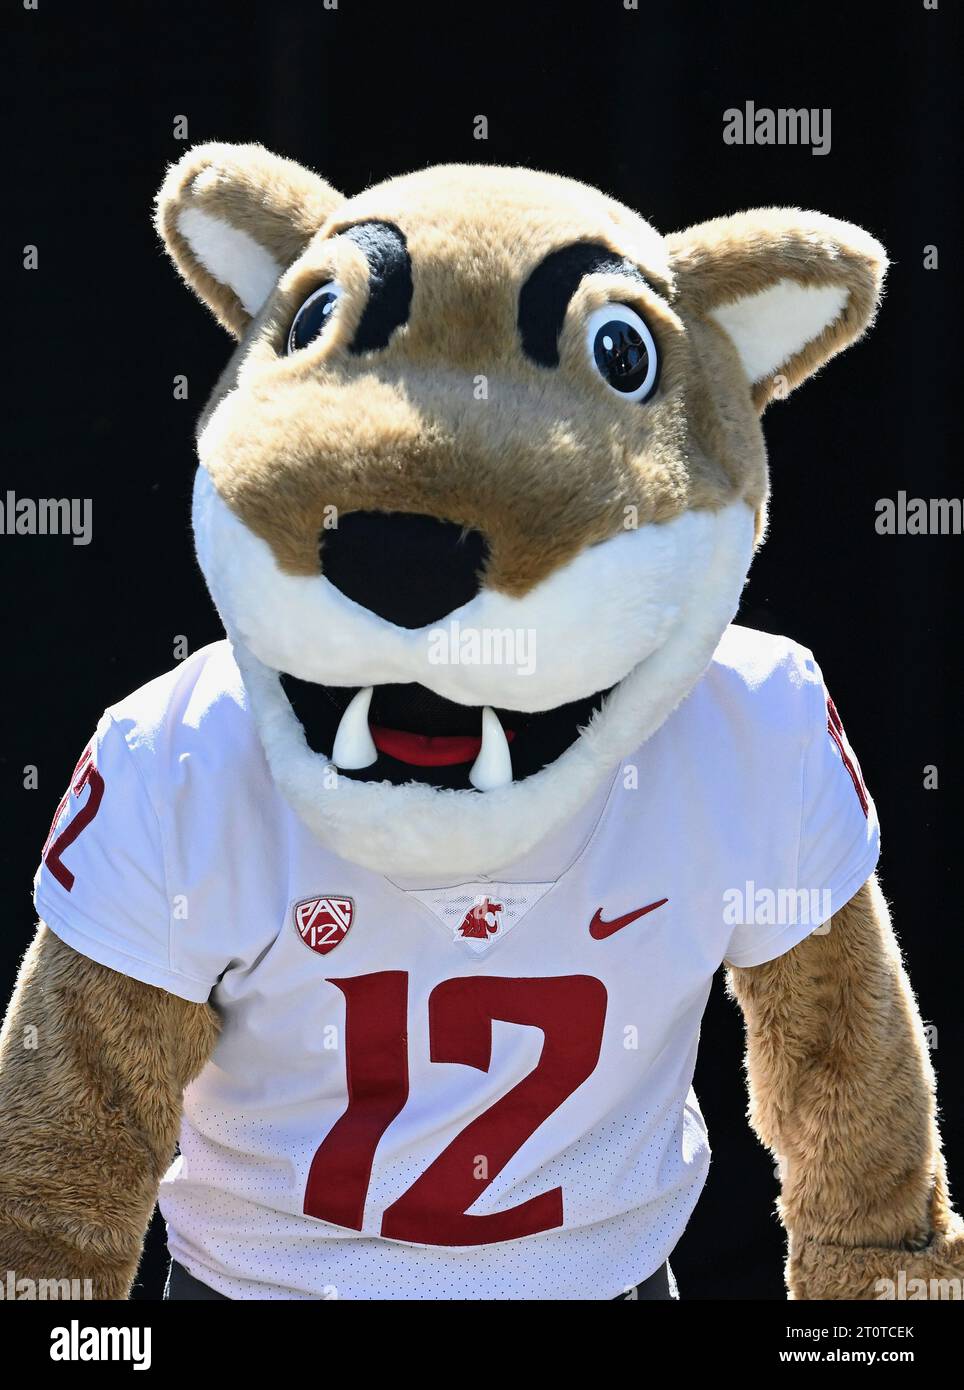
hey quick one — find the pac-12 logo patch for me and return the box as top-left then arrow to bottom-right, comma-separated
294,896 -> 355,955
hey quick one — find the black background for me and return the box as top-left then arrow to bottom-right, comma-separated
2,0 -> 961,1301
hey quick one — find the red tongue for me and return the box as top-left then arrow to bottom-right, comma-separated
370,724 -> 515,767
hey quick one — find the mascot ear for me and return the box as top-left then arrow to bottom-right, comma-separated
154,142 -> 343,337
667,209 -> 887,409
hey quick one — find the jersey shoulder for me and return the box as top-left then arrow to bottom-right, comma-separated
34,642 -> 270,1002
106,640 -> 262,796
712,623 -> 820,686
701,624 -> 827,743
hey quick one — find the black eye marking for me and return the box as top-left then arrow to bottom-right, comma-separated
340,220 -> 413,354
518,242 -> 652,368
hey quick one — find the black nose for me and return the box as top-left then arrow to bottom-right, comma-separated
320,511 -> 489,628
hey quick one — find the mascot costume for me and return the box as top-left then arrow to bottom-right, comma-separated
0,145 -> 960,1301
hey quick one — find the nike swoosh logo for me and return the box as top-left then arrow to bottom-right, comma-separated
589,899 -> 669,940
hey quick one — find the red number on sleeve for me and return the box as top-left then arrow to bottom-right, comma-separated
42,747 -> 106,892
827,695 -> 870,817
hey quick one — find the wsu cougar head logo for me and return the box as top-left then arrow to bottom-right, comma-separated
457,897 -> 504,941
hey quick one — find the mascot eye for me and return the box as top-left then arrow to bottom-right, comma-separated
286,283 -> 343,354
586,304 -> 659,401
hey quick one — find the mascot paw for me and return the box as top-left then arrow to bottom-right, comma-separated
789,1221 -> 964,1300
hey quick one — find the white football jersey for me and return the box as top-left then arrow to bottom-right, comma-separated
33,627 -> 879,1300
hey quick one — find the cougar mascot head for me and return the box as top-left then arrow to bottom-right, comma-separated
156,144 -> 883,876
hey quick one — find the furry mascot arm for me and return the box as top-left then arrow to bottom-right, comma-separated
728,875 -> 964,1299
0,926 -> 218,1298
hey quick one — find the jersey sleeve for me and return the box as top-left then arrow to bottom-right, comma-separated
33,712 -> 217,1003
724,653 -> 881,969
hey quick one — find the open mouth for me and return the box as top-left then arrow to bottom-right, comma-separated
279,676 -> 611,790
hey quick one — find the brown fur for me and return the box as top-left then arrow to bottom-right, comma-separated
667,208 -> 885,411
0,926 -> 219,1298
154,142 -> 342,337
728,875 -> 963,1298
155,150 -> 885,592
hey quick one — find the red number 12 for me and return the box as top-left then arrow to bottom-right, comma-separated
304,973 -> 607,1245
